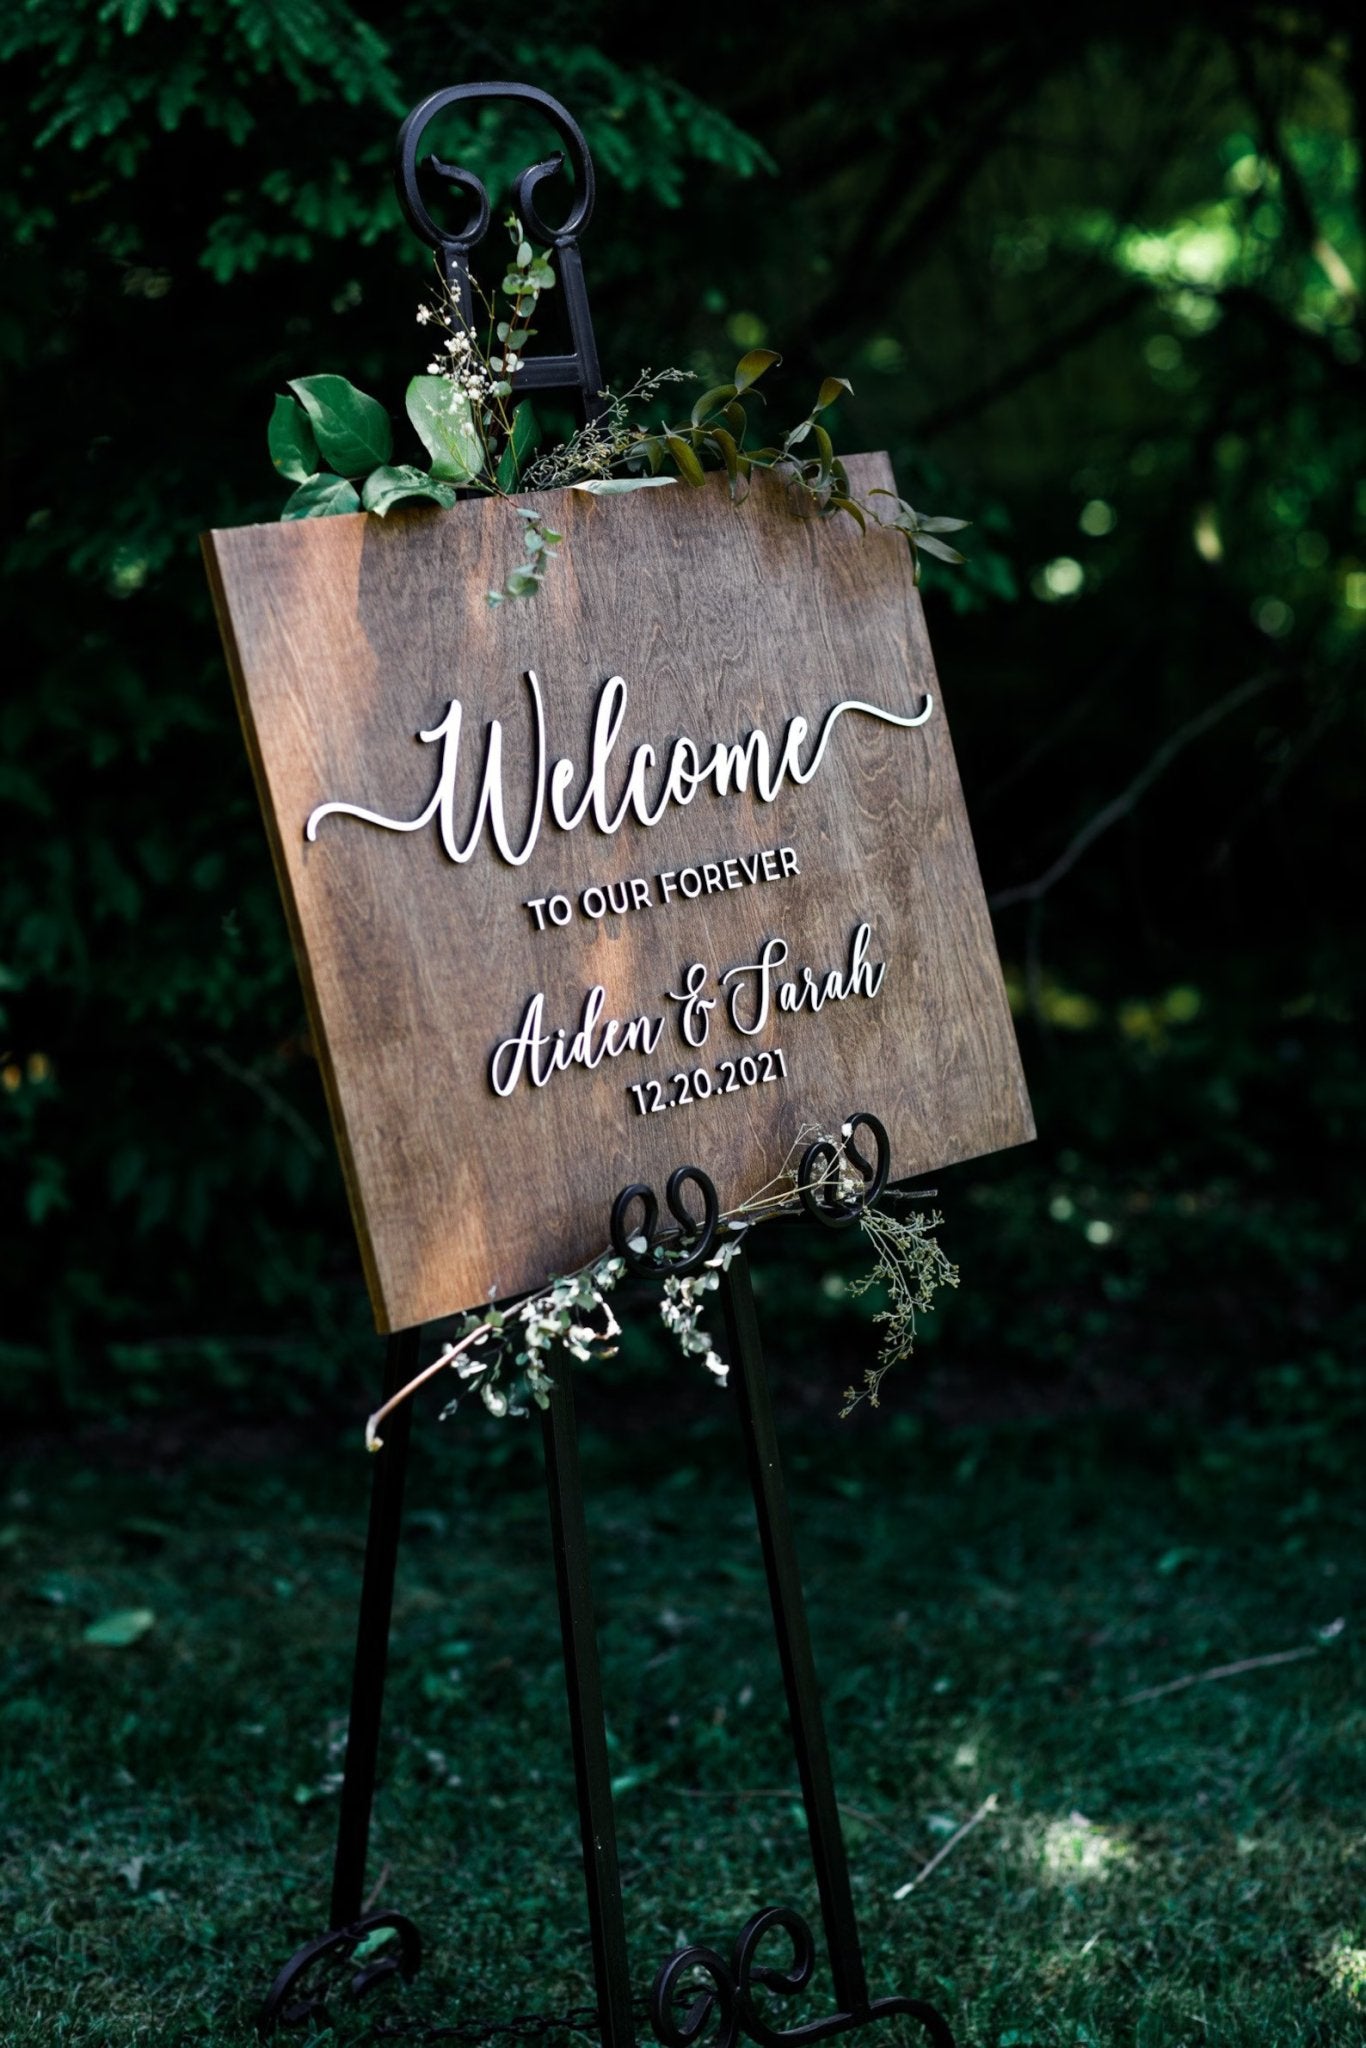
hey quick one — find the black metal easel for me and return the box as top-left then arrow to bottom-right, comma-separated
256,86 -> 954,2048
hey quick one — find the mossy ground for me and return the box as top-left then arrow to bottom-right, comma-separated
3,1371 -> 1364,2046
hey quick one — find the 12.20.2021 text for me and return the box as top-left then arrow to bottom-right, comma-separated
628,1047 -> 788,1116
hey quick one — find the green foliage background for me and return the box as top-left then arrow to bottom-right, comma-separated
1,1 -> 1362,1428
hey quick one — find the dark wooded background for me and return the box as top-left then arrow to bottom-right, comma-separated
2,2 -> 1361,1431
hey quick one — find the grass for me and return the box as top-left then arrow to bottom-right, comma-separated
2,1364 -> 1365,2046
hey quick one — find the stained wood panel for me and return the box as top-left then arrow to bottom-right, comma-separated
203,454 -> 1033,1332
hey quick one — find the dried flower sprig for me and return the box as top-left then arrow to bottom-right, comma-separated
363,1125 -> 956,1452
841,1197 -> 960,1416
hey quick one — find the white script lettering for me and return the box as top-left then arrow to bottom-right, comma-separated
306,672 -> 932,864
721,923 -> 887,1037
490,985 -> 665,1098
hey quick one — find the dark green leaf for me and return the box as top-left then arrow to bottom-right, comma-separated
361,466 -> 458,516
664,435 -> 707,486
734,348 -> 781,391
268,394 -> 318,483
813,423 -> 834,465
708,427 -> 744,488
915,533 -> 966,564
691,383 -> 738,427
814,375 -> 854,412
723,401 -> 748,441
82,1607 -> 156,1647
288,375 -> 391,476
405,377 -> 482,483
281,474 -> 362,519
831,495 -> 867,532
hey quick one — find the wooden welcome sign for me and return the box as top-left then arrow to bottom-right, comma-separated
203,454 -> 1033,1332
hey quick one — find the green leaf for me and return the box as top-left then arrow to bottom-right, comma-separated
664,435 -> 707,487
82,1607 -> 156,1647
916,515 -> 971,533
268,395 -> 318,483
734,348 -> 781,391
914,533 -> 966,564
707,427 -> 746,489
287,375 -> 392,476
351,1927 -> 399,1963
785,419 -> 813,448
405,376 -> 482,483
814,375 -> 854,412
691,383 -> 738,427
361,466 -> 458,516
813,423 -> 834,465
831,495 -> 867,531
281,474 -> 363,519
504,566 -> 540,596
570,477 -> 679,495
496,400 -> 541,491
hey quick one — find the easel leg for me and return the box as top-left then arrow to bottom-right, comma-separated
329,1323 -> 421,1923
257,1327 -> 423,2034
720,1253 -> 868,2012
648,1250 -> 954,2048
541,1369 -> 637,2048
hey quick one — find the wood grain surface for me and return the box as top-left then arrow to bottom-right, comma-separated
202,455 -> 1033,1332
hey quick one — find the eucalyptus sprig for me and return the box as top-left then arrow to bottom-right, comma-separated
270,215 -> 969,598
363,1125 -> 956,1451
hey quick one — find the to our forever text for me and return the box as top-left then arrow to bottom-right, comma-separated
524,842 -> 799,930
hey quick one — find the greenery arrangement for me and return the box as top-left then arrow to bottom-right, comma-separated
269,216 -> 969,602
264,222 -> 968,1434
364,1124 -> 958,1448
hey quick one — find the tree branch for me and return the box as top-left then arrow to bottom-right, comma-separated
911,285 -> 1147,441
989,670 -> 1281,912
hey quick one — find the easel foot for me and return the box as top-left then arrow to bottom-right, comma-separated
257,1910 -> 422,2035
651,1905 -> 955,2048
